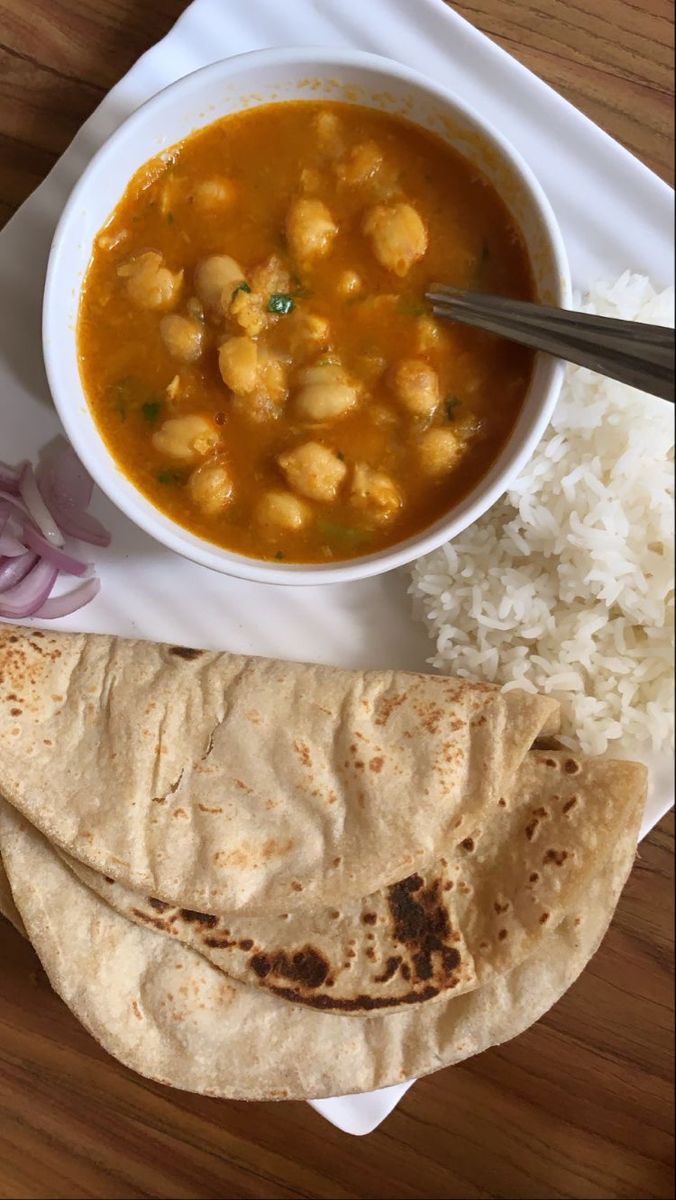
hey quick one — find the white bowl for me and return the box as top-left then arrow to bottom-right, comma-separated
43,47 -> 570,586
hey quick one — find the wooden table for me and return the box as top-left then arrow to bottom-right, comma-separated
0,2 -> 673,1196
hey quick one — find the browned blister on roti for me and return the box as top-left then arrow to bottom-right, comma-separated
0,625 -> 558,916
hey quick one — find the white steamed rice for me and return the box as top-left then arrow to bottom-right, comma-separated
410,273 -> 675,756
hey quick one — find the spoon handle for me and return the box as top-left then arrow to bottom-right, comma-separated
426,285 -> 675,403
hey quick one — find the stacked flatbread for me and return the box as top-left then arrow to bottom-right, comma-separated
0,625 -> 646,1100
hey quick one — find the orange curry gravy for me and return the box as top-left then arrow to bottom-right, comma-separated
78,101 -> 535,563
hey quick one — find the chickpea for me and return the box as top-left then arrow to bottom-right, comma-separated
362,202 -> 427,276
417,427 -> 463,475
230,289 -> 266,337
299,166 -> 322,193
250,254 -> 290,296
336,141 -> 383,185
368,404 -> 398,426
355,354 -> 387,383
194,255 -> 245,314
278,442 -> 347,503
391,358 -> 440,419
257,353 -> 287,408
286,198 -> 337,262
194,178 -> 237,208
152,415 -> 219,462
295,362 -> 358,421
186,296 -> 205,321
256,490 -> 310,531
336,269 -> 362,298
231,352 -> 288,423
217,346 -> 288,422
218,336 -> 258,394
368,160 -> 401,203
314,110 -> 344,158
415,315 -> 443,353
118,251 -> 182,311
228,255 -> 290,336
350,463 -> 401,523
454,413 -> 483,439
289,311 -> 331,355
159,314 -> 204,363
188,458 -> 233,515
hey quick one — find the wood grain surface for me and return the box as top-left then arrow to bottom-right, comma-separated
0,1 -> 673,1197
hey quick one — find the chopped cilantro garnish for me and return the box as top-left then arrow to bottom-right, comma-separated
445,395 -> 462,421
232,280 -> 251,297
142,401 -> 162,423
267,293 -> 295,315
157,469 -> 184,485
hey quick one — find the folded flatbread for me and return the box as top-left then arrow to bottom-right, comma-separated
62,751 -> 647,1014
0,853 -> 24,938
0,625 -> 558,915
0,796 -> 643,1101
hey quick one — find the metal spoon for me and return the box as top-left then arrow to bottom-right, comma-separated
426,285 -> 675,402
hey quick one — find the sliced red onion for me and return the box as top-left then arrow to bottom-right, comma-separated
33,576 -> 101,619
0,441 -> 109,622
0,559 -> 58,619
0,462 -> 22,493
0,491 -> 29,520
0,552 -> 38,593
45,505 -> 111,547
37,447 -> 110,547
22,524 -> 88,575
0,504 -> 26,542
0,532 -> 26,557
19,463 -> 64,547
0,501 -> 32,554
41,438 -> 94,512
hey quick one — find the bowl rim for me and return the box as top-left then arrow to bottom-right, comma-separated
43,44 -> 571,586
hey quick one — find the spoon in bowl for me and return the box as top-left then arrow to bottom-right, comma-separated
426,285 -> 674,403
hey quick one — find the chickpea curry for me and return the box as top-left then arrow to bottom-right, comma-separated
78,101 -> 535,563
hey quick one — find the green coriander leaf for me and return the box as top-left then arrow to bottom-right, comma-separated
142,401 -> 162,423
157,469 -> 184,485
267,293 -> 295,315
445,395 -> 462,421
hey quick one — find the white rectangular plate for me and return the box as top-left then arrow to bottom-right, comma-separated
0,0 -> 672,1137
